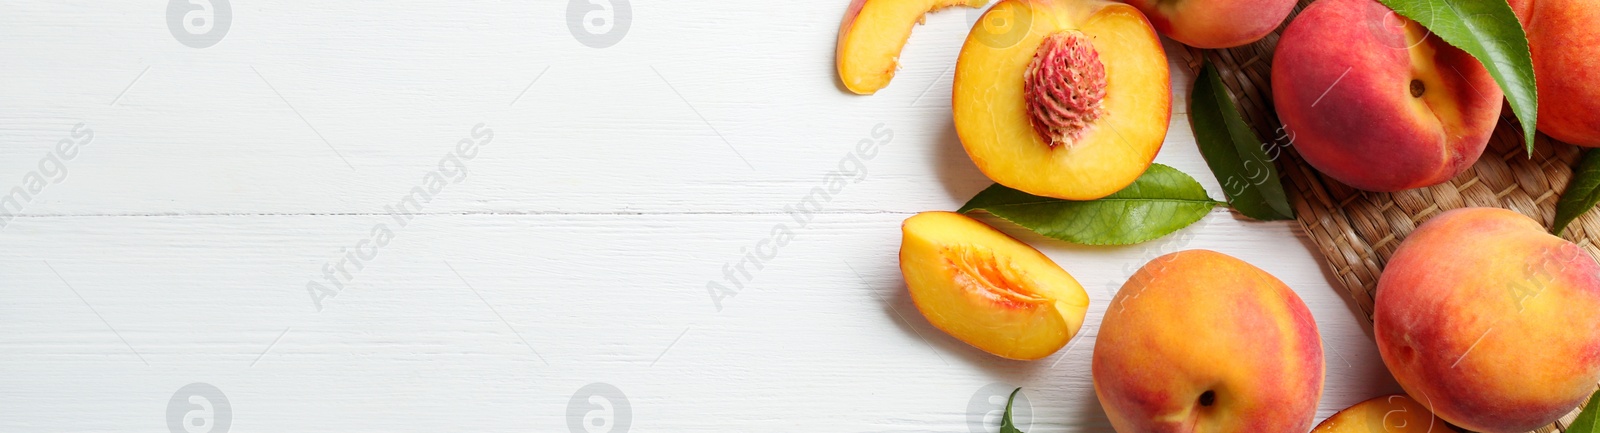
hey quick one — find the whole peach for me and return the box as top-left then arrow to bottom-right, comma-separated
1271,0 -> 1503,192
1507,0 -> 1600,146
1375,208 -> 1600,433
1121,0 -> 1296,48
1094,250 -> 1324,432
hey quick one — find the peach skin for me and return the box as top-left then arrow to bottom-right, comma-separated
1375,208 -> 1600,433
1271,0 -> 1503,192
1507,0 -> 1600,146
1121,0 -> 1296,48
1093,250 -> 1324,433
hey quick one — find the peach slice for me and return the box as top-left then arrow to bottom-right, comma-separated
953,0 -> 1171,200
898,211 -> 1089,360
836,0 -> 987,94
1313,395 -> 1449,433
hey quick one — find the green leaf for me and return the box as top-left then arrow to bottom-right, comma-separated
1565,389 -> 1600,433
1375,0 -> 1538,153
957,163 -> 1221,245
1189,62 -> 1294,221
1553,149 -> 1600,235
1000,388 -> 1025,433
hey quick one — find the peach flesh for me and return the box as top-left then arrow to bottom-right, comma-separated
899,211 -> 1089,360
835,0 -> 985,94
1312,394 -> 1448,433
951,0 -> 1170,200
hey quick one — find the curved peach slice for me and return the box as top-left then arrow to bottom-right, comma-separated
1312,395 -> 1448,433
837,0 -> 986,95
898,211 -> 1089,360
953,0 -> 1171,200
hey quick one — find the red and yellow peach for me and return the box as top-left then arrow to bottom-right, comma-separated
1507,0 -> 1600,146
1375,208 -> 1600,433
1094,250 -> 1324,432
1271,0 -> 1503,192
1121,0 -> 1296,48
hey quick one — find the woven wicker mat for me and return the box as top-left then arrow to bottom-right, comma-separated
1174,1 -> 1598,431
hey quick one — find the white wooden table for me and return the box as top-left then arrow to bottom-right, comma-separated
0,1 -> 1400,431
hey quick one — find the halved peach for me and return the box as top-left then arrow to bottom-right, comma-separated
953,0 -> 1171,200
898,211 -> 1089,360
837,0 -> 987,94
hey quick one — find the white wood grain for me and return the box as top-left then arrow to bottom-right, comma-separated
0,1 -> 1399,432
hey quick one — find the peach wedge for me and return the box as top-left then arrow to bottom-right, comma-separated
899,211 -> 1089,360
837,0 -> 986,94
953,0 -> 1171,200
